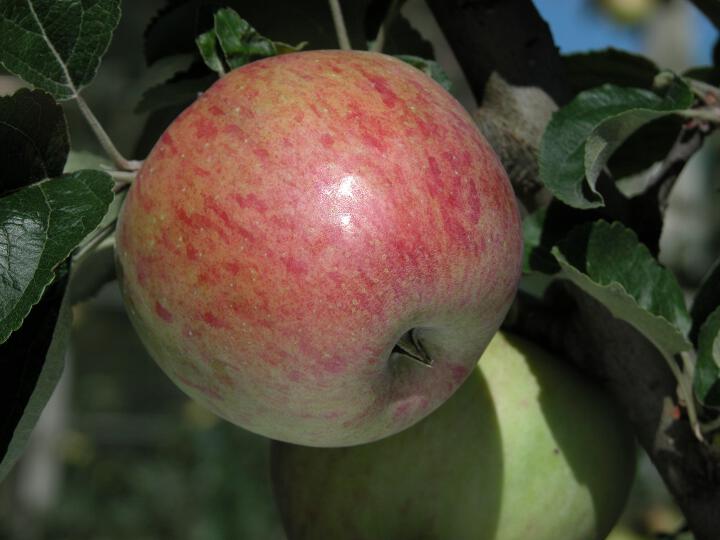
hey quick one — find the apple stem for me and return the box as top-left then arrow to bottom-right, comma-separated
328,0 -> 352,51
370,0 -> 401,53
76,94 -> 143,172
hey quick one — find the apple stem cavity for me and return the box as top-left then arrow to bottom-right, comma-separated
392,328 -> 433,367
328,0 -> 352,51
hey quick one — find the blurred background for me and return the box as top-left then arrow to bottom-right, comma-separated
0,0 -> 718,538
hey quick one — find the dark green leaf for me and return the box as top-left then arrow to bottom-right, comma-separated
684,66 -> 720,86
0,0 -> 121,100
691,257 -> 720,344
0,272 -> 71,482
694,306 -> 720,408
395,55 -> 451,90
196,31 -> 224,75
0,88 -> 69,196
145,0 -> 359,67
203,8 -> 306,71
553,220 -> 692,357
563,48 -> 659,94
539,76 -> 693,209
0,170 -> 113,344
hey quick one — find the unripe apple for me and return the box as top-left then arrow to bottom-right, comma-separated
272,331 -> 636,539
115,50 -> 522,446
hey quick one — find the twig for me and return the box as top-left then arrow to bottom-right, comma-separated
76,94 -> 143,172
328,0 -> 352,51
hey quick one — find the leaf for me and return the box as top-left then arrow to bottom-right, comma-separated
0,271 -> 71,482
197,8 -> 307,74
691,257 -> 720,344
0,88 -> 69,196
395,55 -> 451,90
562,48 -> 659,94
144,0 -> 365,66
196,30 -> 224,75
552,220 -> 692,357
695,307 -> 720,408
0,170 -> 113,344
0,0 -> 121,100
539,76 -> 694,209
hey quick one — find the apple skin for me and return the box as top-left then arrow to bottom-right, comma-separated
115,50 -> 522,447
271,331 -> 636,540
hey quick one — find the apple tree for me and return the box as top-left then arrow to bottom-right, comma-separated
0,0 -> 719,538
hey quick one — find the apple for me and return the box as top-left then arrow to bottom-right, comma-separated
271,331 -> 636,540
115,50 -> 522,447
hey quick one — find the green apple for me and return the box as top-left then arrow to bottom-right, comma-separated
271,331 -> 636,539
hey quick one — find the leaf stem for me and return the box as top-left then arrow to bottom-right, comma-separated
75,94 -> 142,172
328,0 -> 352,51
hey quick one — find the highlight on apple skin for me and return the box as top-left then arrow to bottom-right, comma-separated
115,50 -> 523,447
271,331 -> 637,540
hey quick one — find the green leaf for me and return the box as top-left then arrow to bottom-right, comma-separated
563,48 -> 659,94
0,170 -> 113,344
539,76 -> 694,209
695,306 -> 720,408
0,0 -> 121,100
196,31 -> 224,75
0,88 -> 69,196
0,272 -> 71,482
395,55 -> 451,91
552,220 -> 692,357
691,257 -> 720,344
197,8 -> 307,74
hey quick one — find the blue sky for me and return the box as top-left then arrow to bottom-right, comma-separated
534,0 -> 717,66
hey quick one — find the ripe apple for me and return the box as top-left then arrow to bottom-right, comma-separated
271,332 -> 636,540
115,50 -> 522,447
